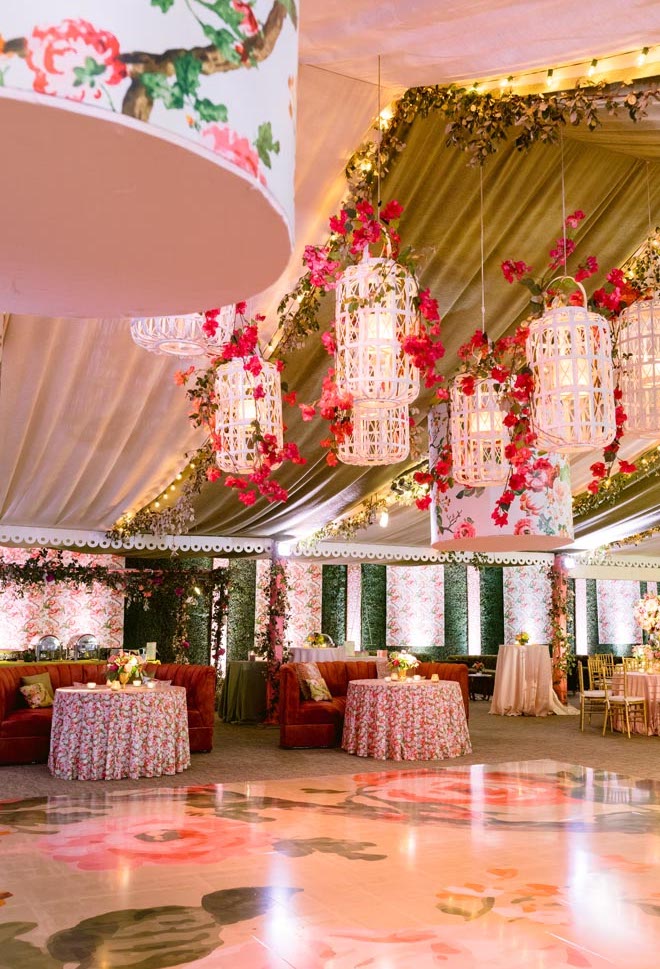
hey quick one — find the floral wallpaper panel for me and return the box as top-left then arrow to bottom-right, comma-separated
597,580 -> 642,645
283,561 -> 322,650
385,566 -> 444,651
503,566 -> 552,645
0,548 -> 124,652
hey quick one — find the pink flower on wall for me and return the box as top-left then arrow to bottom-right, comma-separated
26,19 -> 126,102
202,124 -> 266,184
513,518 -> 534,536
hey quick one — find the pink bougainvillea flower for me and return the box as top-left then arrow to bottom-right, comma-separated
321,330 -> 337,355
564,209 -> 585,229
380,199 -> 404,222
206,466 -> 222,482
299,404 -> 316,421
201,124 -> 266,185
619,459 -> 637,474
329,209 -> 350,235
39,815 -> 272,871
26,19 -> 126,101
238,490 -> 257,506
231,1 -> 260,37
501,260 -> 532,284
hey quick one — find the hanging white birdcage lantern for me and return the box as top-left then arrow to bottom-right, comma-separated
214,358 -> 283,474
338,401 -> 410,466
526,278 -> 616,452
131,305 -> 236,357
334,255 -> 420,404
450,378 -> 508,487
618,295 -> 660,437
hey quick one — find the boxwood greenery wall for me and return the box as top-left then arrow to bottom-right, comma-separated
361,564 -> 386,651
480,567 -> 504,655
227,559 -> 257,660
322,564 -> 347,645
586,578 -> 600,655
443,564 -> 468,656
123,557 -> 212,665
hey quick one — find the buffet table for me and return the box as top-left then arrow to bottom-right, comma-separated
490,643 -> 552,717
220,660 -> 267,723
48,685 -> 190,780
342,678 -> 471,761
291,645 -> 347,663
611,671 -> 660,735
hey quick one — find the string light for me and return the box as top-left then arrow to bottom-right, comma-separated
546,68 -> 557,88
637,46 -> 649,67
379,510 -> 389,528
587,58 -> 598,77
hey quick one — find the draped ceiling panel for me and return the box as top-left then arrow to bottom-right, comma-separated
2,1 -> 660,552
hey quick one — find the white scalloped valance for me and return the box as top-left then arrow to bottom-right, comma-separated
0,526 -> 272,557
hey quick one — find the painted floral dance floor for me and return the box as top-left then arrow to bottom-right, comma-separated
1,759 -> 660,968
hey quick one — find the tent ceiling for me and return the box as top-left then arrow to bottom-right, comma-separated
2,2 -> 660,553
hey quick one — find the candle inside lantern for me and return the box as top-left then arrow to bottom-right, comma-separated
86,681 -> 97,689
146,680 -> 157,690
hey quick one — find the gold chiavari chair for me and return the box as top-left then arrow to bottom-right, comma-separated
587,655 -> 606,690
577,661 -> 606,731
599,653 -> 615,682
602,669 -> 648,739
622,656 -> 639,673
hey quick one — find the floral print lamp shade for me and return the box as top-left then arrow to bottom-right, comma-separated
0,1 -> 298,316
429,406 -> 574,551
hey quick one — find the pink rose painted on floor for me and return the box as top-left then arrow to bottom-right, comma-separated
40,815 -> 271,871
202,124 -> 266,184
26,19 -> 126,101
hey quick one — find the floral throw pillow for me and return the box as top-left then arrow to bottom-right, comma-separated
296,662 -> 332,701
307,679 -> 332,702
19,683 -> 53,709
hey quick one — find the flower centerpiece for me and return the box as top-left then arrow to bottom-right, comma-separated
634,594 -> 660,669
106,653 -> 143,687
515,631 -> 530,646
472,661 -> 486,674
304,632 -> 334,648
388,650 -> 420,679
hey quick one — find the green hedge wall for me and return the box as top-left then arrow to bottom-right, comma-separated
480,567 -> 504,655
443,564 -> 468,656
227,560 -> 257,660
322,565 -> 347,645
123,557 -> 212,665
361,564 -> 386,650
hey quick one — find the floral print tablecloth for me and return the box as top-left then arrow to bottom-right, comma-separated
48,687 -> 190,780
342,679 -> 471,761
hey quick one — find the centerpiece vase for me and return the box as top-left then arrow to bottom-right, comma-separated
119,672 -> 130,687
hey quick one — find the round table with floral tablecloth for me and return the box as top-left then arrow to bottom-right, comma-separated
48,686 -> 190,780
342,678 -> 471,761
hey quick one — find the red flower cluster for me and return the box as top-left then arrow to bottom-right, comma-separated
501,260 -> 532,284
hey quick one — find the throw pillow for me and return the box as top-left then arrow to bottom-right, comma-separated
295,662 -> 332,701
307,678 -> 332,702
19,683 -> 53,709
21,671 -> 54,700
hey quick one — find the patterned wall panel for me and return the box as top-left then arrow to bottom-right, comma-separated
597,580 -> 642,646
283,561 -> 323,650
503,565 -> 551,646
0,547 -> 124,652
385,565 -> 444,652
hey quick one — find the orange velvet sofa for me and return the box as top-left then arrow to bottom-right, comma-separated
0,661 -> 216,765
279,660 -> 469,749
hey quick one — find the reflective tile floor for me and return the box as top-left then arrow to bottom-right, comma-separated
1,759 -> 660,968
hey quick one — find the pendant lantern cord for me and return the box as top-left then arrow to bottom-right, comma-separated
560,127 -> 567,276
646,159 -> 653,237
480,166 -> 486,333
376,54 -> 382,213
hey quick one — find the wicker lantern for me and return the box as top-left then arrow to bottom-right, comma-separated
526,280 -> 616,452
131,306 -> 235,357
214,358 -> 283,474
334,255 -> 420,404
338,401 -> 410,466
619,295 -> 660,437
450,378 -> 508,487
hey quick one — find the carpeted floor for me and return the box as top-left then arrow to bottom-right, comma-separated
2,698 -> 659,796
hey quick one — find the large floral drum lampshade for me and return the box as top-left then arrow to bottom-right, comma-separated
0,1 -> 298,316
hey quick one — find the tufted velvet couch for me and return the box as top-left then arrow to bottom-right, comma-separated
0,661 -> 216,765
279,660 -> 469,749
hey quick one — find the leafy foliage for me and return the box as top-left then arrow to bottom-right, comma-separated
255,121 -> 281,168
